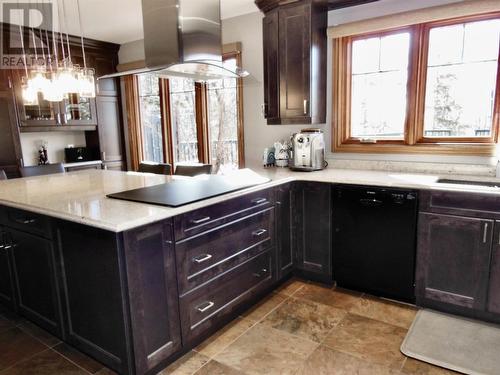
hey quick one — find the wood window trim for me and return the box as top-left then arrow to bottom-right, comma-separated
332,12 -> 500,156
223,50 -> 246,168
123,75 -> 143,171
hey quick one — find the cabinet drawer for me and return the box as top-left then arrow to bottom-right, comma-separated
174,188 -> 274,240
179,250 -> 273,344
420,190 -> 500,220
176,208 -> 274,295
5,207 -> 52,238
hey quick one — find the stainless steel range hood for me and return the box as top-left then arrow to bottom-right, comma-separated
99,0 -> 249,81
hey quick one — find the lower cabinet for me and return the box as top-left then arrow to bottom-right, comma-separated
275,183 -> 293,280
56,222 -> 133,375
123,222 -> 182,375
416,213 -> 493,311
0,226 -> 15,309
292,182 -> 332,281
9,228 -> 63,336
179,250 -> 273,344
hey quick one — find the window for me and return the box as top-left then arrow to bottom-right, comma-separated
333,13 -> 500,155
169,77 -> 199,164
350,31 -> 411,140
207,56 -> 242,173
137,74 -> 164,163
128,49 -> 245,172
423,19 -> 500,139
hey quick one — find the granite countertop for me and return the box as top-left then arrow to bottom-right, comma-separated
1,167 -> 500,233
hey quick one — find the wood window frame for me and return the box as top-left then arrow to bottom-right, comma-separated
332,12 -> 500,156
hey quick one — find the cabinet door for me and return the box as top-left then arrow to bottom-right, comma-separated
263,10 -> 280,123
96,95 -> 124,169
9,229 -> 62,336
416,213 -> 493,311
0,86 -> 22,178
293,182 -> 332,280
488,221 -> 500,314
0,227 -> 16,309
59,94 -> 97,126
123,222 -> 182,374
276,184 -> 293,279
278,3 -> 311,121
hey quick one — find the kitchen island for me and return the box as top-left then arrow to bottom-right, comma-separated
1,168 -> 500,375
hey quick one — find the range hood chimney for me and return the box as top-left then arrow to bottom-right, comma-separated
99,0 -> 249,80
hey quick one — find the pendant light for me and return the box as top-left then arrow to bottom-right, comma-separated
76,0 -> 95,98
18,1 -> 38,106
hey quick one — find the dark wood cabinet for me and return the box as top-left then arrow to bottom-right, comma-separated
0,81 -> 22,178
9,228 -> 63,336
123,222 -> 182,375
95,95 -> 125,170
0,226 -> 16,309
275,183 -> 293,279
263,10 -> 280,123
293,182 -> 332,281
416,213 -> 493,311
56,222 -> 133,375
488,221 -> 500,315
258,0 -> 327,125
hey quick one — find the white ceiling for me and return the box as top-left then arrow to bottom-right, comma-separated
56,0 -> 258,45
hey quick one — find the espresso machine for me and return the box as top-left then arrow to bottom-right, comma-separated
290,129 -> 326,171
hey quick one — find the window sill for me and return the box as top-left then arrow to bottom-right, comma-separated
333,142 -> 498,156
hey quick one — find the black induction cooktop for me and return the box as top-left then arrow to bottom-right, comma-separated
107,173 -> 270,208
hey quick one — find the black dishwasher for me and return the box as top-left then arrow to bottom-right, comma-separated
332,186 -> 418,303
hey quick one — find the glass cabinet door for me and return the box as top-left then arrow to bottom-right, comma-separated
20,91 -> 62,126
60,93 -> 97,125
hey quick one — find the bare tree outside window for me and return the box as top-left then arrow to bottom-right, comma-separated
169,77 -> 199,164
207,57 -> 240,174
137,74 -> 163,163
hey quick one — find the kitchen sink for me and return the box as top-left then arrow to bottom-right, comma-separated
437,178 -> 500,189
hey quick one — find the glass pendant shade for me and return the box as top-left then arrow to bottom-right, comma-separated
30,70 -> 50,93
43,73 -> 64,102
21,79 -> 38,105
78,68 -> 96,98
56,68 -> 80,94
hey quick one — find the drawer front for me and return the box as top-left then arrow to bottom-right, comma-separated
420,190 -> 500,219
5,207 -> 52,238
174,188 -> 274,240
179,250 -> 273,344
176,208 -> 274,295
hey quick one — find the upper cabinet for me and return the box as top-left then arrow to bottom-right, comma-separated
257,0 -> 327,125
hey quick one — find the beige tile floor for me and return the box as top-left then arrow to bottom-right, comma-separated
0,279 -> 460,375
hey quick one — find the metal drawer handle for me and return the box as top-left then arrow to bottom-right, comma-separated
190,216 -> 211,225
253,268 -> 268,278
251,198 -> 267,205
252,229 -> 267,237
15,218 -> 36,225
196,301 -> 215,313
483,223 -> 489,244
193,254 -> 213,264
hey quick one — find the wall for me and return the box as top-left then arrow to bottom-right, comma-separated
118,0 -> 497,171
20,132 -> 87,166
221,0 -> 497,169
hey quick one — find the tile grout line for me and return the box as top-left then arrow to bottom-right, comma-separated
49,346 -> 98,375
